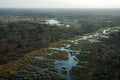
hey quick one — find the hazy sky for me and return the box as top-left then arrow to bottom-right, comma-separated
0,0 -> 120,8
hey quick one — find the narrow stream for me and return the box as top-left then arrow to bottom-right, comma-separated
54,53 -> 78,80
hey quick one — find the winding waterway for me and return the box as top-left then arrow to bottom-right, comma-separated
35,27 -> 120,80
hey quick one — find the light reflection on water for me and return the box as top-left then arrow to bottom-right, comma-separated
55,53 -> 78,80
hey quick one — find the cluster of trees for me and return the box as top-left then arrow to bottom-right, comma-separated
91,32 -> 120,80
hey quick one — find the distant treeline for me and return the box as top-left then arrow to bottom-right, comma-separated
0,8 -> 120,16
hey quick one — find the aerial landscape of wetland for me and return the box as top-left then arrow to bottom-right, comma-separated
0,0 -> 120,80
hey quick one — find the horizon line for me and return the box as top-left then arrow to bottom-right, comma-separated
0,7 -> 120,9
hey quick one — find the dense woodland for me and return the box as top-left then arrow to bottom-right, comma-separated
0,21 -> 86,64
91,32 -> 120,80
